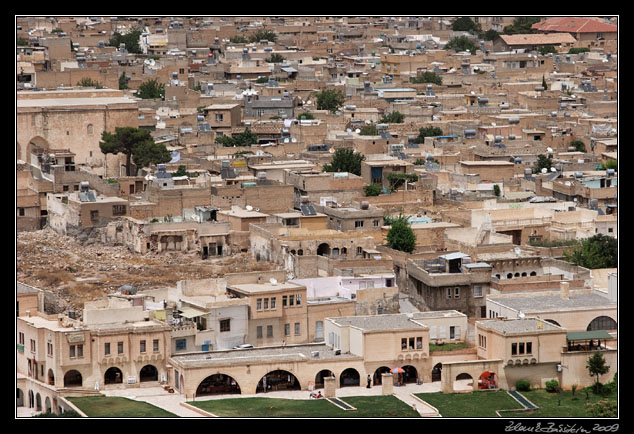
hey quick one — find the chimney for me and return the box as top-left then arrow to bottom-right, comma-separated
26,310 -> 31,317
560,281 -> 570,300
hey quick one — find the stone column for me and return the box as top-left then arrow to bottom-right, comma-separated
324,376 -> 336,398
381,373 -> 394,395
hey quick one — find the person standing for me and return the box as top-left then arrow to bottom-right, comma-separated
367,374 -> 372,388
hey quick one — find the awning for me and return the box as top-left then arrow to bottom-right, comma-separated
439,252 -> 470,261
566,330 -> 613,341
179,305 -> 207,319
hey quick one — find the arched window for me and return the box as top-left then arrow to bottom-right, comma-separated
587,316 -> 617,331
87,124 -> 94,135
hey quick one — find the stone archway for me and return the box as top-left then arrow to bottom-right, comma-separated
317,243 -> 331,257
339,368 -> 360,387
63,370 -> 82,388
257,370 -> 300,393
432,363 -> 442,382
104,367 -> 123,385
17,388 -> 24,407
139,365 -> 158,382
314,370 -> 335,389
373,366 -> 391,385
45,396 -> 52,413
196,373 -> 241,396
454,373 -> 473,391
402,365 -> 418,384
48,369 -> 55,386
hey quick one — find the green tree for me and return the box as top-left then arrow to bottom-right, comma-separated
249,30 -> 277,43
569,47 -> 590,54
322,148 -> 364,176
563,234 -> 617,269
533,154 -> 553,173
118,72 -> 129,90
230,35 -> 248,43
502,17 -> 542,35
411,71 -> 443,85
482,29 -> 500,41
570,140 -> 586,152
586,351 -> 611,394
444,36 -> 479,54
108,29 -> 143,54
76,77 -> 103,88
215,128 -> 258,147
265,53 -> 285,63
380,111 -> 405,123
17,36 -> 30,46
99,127 -> 170,176
493,184 -> 501,197
538,46 -> 558,55
414,126 -> 444,143
387,218 -> 416,253
599,159 -> 617,171
364,184 -> 382,197
542,75 -> 548,90
359,125 -> 378,136
255,76 -> 269,84
315,88 -> 345,113
297,112 -> 315,120
136,79 -> 165,99
451,17 -> 481,34
174,165 -> 188,177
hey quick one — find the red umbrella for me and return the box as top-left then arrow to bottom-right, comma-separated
391,367 -> 405,374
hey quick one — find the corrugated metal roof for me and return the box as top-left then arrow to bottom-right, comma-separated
439,252 -> 470,261
566,330 -> 613,341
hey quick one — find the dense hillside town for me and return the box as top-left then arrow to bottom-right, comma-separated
16,15 -> 618,419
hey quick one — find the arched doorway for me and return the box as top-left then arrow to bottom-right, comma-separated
104,367 -> 123,385
587,316 -> 617,331
45,397 -> 52,413
373,366 -> 391,385
36,393 -> 42,411
339,368 -> 360,387
48,369 -> 55,386
478,371 -> 497,390
314,370 -> 334,389
196,374 -> 241,396
257,370 -> 300,393
317,243 -> 330,257
139,365 -> 158,382
402,365 -> 418,384
454,373 -> 473,391
63,370 -> 82,387
28,390 -> 34,408
17,388 -> 24,407
432,363 -> 442,382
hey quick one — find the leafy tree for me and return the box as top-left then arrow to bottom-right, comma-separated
563,234 -> 617,269
493,184 -> 500,196
136,79 -> 165,99
451,17 -> 481,34
599,159 -> 617,171
265,53 -> 285,63
533,154 -> 553,173
364,184 -> 382,197
297,112 -> 315,120
174,165 -> 188,177
569,47 -> 590,54
249,30 -> 277,43
322,148 -> 364,176
34,409 -> 81,418
380,111 -> 405,123
542,75 -> 548,90
502,17 -> 542,35
99,127 -> 170,176
482,29 -> 500,41
413,126 -> 444,143
215,128 -> 258,147
359,125 -> 378,136
255,76 -> 269,84
76,77 -> 103,88
108,29 -> 143,54
411,71 -> 443,85
315,88 -> 345,113
570,140 -> 586,152
387,173 -> 418,192
17,36 -> 30,46
118,72 -> 129,90
387,218 -> 416,253
444,36 -> 479,54
414,158 -> 426,166
586,351 -> 611,394
538,46 -> 558,55
230,35 -> 248,44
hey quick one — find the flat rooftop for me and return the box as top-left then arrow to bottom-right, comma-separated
170,343 -> 358,367
228,281 -> 305,294
477,318 -> 563,334
488,292 -> 615,313
328,313 -> 429,331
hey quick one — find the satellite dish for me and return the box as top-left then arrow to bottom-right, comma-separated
355,129 -> 361,134
269,278 -> 278,285
246,205 -> 253,211
518,311 -> 525,319
546,147 -> 553,153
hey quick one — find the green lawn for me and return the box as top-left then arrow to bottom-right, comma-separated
415,390 -> 524,417
500,389 -> 618,418
189,395 -> 420,418
67,396 -> 178,418
429,342 -> 470,352
416,389 -> 618,418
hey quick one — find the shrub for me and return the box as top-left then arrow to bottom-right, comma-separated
545,379 -> 562,393
515,381 -> 531,392
364,184 -> 382,197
